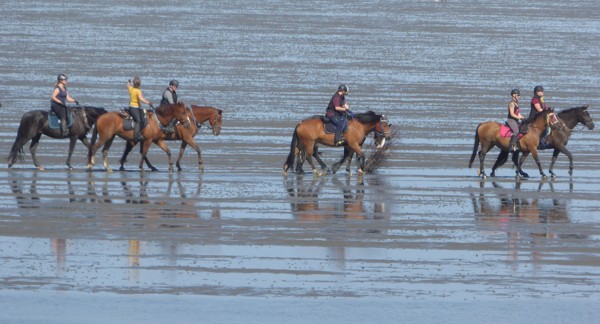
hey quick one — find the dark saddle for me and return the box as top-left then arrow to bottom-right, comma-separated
303,115 -> 349,134
119,108 -> 147,131
48,108 -> 74,129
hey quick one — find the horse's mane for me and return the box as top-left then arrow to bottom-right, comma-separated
354,110 -> 381,124
558,105 -> 587,116
84,106 -> 108,114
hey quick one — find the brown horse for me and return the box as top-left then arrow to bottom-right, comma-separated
283,111 -> 392,176
118,105 -> 223,171
469,108 -> 556,179
87,102 -> 189,172
490,105 -> 594,178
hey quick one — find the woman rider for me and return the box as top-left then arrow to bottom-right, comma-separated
527,85 -> 548,121
50,74 -> 78,136
506,89 -> 525,151
127,76 -> 153,141
326,84 -> 351,146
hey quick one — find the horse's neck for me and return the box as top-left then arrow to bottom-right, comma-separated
351,119 -> 377,135
557,112 -> 578,129
193,108 -> 214,123
155,108 -> 173,123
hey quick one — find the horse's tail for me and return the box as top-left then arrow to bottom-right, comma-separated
7,114 -> 35,165
468,124 -> 481,168
283,125 -> 300,173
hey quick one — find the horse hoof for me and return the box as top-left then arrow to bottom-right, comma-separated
66,165 -> 74,170
36,166 -> 45,171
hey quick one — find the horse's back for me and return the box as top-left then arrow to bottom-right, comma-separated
476,121 -> 502,141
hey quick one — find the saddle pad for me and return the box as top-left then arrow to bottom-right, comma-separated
321,116 -> 348,134
500,124 -> 524,139
48,112 -> 73,129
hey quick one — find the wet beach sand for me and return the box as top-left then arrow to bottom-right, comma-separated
2,0 -> 600,322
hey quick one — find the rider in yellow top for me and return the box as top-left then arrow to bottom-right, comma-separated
127,76 -> 153,141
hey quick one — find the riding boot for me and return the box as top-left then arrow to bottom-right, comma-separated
133,123 -> 143,141
334,131 -> 344,146
61,119 -> 69,136
509,134 -> 519,152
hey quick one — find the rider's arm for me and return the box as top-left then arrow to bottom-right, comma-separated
137,92 -> 151,106
163,90 -> 174,104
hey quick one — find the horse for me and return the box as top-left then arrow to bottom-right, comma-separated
469,108 -> 556,179
283,111 -> 392,176
7,105 -> 108,170
490,105 -> 594,178
87,101 -> 189,172
118,105 -> 222,172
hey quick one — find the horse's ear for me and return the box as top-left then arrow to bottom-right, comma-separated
583,104 -> 589,110
218,109 -> 223,114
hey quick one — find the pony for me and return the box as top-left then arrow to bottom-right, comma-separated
118,105 -> 222,172
469,108 -> 556,179
283,111 -> 392,176
87,102 -> 189,172
490,105 -> 594,177
8,105 -> 108,170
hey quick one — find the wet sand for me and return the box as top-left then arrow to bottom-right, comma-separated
2,0 -> 600,322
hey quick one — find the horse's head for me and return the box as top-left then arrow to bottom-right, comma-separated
83,106 -> 109,124
175,101 -> 191,128
209,109 -> 223,135
374,115 -> 392,148
578,105 -> 595,130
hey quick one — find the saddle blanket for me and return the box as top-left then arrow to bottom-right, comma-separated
48,111 -> 73,129
500,124 -> 523,139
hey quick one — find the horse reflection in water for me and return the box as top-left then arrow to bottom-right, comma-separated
284,176 -> 388,269
471,180 -> 579,270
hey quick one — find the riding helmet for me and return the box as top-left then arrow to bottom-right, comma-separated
57,74 -> 68,81
510,89 -> 520,96
338,84 -> 348,93
534,85 -> 544,94
169,79 -> 179,87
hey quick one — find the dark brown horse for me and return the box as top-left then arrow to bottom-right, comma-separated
490,105 -> 594,177
469,108 -> 556,179
283,111 -> 392,176
8,105 -> 108,170
118,105 -> 223,171
87,102 -> 189,172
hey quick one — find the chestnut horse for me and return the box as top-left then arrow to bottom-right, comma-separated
469,108 -> 556,179
8,105 -> 108,170
490,105 -> 594,177
283,111 -> 392,176
118,105 -> 223,171
87,102 -> 189,172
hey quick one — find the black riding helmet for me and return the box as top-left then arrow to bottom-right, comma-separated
511,89 -> 520,96
57,73 -> 67,81
338,84 -> 348,93
169,79 -> 179,87
534,85 -> 544,94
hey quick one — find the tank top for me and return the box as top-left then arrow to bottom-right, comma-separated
55,86 -> 68,105
507,101 -> 520,121
128,85 -> 142,108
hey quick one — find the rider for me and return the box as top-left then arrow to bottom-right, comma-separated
506,89 -> 525,151
50,74 -> 78,136
326,84 -> 351,146
527,85 -> 548,121
127,76 -> 153,141
160,79 -> 179,106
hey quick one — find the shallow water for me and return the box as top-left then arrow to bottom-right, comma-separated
1,0 -> 600,322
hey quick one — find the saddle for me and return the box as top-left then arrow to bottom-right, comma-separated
48,108 -> 74,129
499,124 -> 523,139
312,115 -> 349,134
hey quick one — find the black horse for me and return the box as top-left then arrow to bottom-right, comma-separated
490,105 -> 594,178
8,105 -> 108,170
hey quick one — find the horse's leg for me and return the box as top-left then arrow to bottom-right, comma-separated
101,137 -> 115,172
181,137 -> 203,172
516,151 -> 530,178
295,149 -> 306,175
119,141 -> 136,171
331,147 -> 351,175
490,150 -> 509,177
65,137 -> 78,170
529,148 -> 547,179
303,141 -> 322,175
312,146 -> 330,173
29,134 -> 44,171
144,140 -> 172,172
477,144 -> 493,179
549,145 -> 573,178
176,142 -> 188,171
